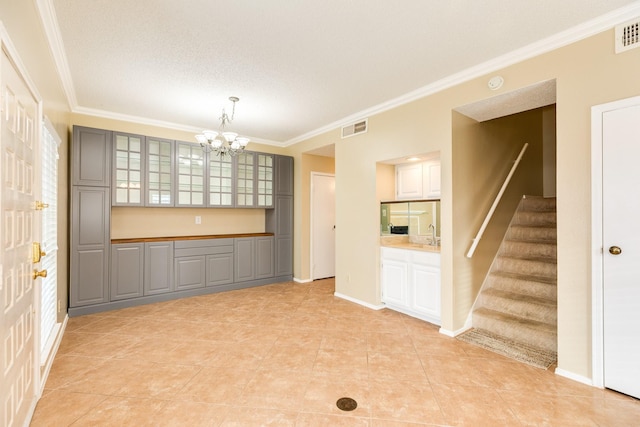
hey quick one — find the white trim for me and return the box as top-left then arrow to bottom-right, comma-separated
293,277 -> 312,284
35,0 -> 76,109
38,315 -> 67,390
439,325 -> 472,338
555,368 -> 595,387
310,172 -> 335,281
334,292 -> 385,310
590,95 -> 640,389
283,2 -> 640,147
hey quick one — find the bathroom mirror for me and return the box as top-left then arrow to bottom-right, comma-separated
380,200 -> 440,240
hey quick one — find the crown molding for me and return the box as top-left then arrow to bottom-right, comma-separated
35,0 -> 76,109
72,106 -> 285,147
283,1 -> 640,147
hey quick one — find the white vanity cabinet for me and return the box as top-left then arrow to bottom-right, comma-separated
381,246 -> 441,325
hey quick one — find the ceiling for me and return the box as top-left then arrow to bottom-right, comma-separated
46,1 -> 638,146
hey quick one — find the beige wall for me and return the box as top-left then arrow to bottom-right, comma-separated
1,3 -> 71,321
298,154 -> 335,280
452,107 -> 545,331
286,30 -> 640,380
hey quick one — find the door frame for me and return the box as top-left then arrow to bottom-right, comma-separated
310,172 -> 335,280
590,95 -> 640,388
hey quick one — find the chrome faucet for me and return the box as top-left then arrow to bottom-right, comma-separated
427,224 -> 436,245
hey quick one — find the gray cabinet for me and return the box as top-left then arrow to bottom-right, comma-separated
175,256 -> 206,290
111,243 -> 144,300
234,237 -> 255,282
145,241 -> 174,294
72,126 -> 112,187
146,137 -> 174,206
256,153 -> 274,208
275,155 -> 293,196
112,132 -> 144,206
70,186 -> 111,307
207,253 -> 234,287
176,142 -> 206,206
256,236 -> 275,279
207,153 -> 234,207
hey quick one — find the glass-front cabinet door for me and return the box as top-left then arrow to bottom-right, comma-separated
147,137 -> 174,206
176,142 -> 205,206
257,153 -> 274,208
208,153 -> 234,207
113,132 -> 144,206
236,152 -> 255,207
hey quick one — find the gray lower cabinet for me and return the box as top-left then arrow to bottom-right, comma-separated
70,186 -> 110,307
234,238 -> 255,282
111,243 -> 144,301
207,253 -> 234,287
145,241 -> 174,295
175,256 -> 206,290
256,236 -> 274,279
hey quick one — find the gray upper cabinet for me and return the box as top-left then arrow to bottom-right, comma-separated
256,153 -> 274,208
146,137 -> 174,206
70,186 -> 110,307
207,153 -> 234,207
176,142 -> 206,207
235,152 -> 256,207
111,243 -> 144,301
72,126 -> 111,187
275,155 -> 293,196
145,241 -> 174,295
113,132 -> 145,206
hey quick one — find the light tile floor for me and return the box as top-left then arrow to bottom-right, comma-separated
32,279 -> 640,426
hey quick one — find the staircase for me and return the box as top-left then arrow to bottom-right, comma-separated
471,196 -> 557,355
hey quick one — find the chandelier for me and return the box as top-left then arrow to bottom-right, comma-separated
195,96 -> 250,157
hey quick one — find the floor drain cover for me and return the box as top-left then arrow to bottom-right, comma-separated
336,397 -> 357,411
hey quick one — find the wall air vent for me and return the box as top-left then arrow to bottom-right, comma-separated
615,18 -> 640,53
341,119 -> 368,139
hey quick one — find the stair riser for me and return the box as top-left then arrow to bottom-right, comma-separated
508,226 -> 557,242
494,257 -> 557,279
478,293 -> 557,324
500,241 -> 557,259
473,312 -> 557,352
521,197 -> 556,212
513,211 -> 556,227
487,275 -> 556,301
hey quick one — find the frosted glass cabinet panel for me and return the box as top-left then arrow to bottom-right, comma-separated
113,133 -> 144,205
176,142 -> 205,206
208,154 -> 234,207
257,154 -> 274,208
147,137 -> 174,206
236,152 -> 255,207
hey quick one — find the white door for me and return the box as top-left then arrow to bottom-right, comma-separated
602,102 -> 640,399
1,47 -> 41,425
311,173 -> 335,279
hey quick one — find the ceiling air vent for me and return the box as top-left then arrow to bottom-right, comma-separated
615,18 -> 640,53
341,119 -> 368,139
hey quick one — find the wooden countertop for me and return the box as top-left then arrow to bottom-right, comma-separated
112,232 -> 274,244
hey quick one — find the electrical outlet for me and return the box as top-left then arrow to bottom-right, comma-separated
195,216 -> 201,224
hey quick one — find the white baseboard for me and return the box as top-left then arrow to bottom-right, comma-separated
439,324 -> 472,337
293,277 -> 312,284
39,315 -> 68,393
334,292 -> 385,310
555,368 -> 595,387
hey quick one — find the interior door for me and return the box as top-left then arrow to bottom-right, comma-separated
602,102 -> 640,399
311,173 -> 335,280
1,48 -> 41,426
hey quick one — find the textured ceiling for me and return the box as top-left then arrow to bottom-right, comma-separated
48,0 -> 638,145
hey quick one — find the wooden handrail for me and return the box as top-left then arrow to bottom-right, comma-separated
466,143 -> 529,258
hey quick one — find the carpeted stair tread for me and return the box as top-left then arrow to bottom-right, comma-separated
487,272 -> 557,301
473,307 -> 557,352
508,225 -> 557,242
478,288 -> 557,324
513,211 -> 556,227
501,240 -> 557,259
494,256 -> 557,280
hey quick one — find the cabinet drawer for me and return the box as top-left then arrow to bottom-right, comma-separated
175,245 -> 233,257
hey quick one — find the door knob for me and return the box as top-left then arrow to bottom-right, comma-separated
33,269 -> 47,280
609,246 -> 622,255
